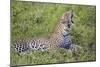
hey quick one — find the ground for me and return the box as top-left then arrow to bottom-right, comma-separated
11,0 -> 96,66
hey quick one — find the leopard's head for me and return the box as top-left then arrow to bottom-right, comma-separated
60,10 -> 74,31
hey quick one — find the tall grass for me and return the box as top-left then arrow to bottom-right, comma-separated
11,0 -> 96,66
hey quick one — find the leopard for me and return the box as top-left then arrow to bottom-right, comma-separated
12,10 -> 77,54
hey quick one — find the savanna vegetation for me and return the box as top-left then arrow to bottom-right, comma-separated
11,0 -> 96,66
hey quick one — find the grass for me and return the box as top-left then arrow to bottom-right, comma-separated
11,0 -> 96,66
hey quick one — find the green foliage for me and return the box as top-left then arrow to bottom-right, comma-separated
11,0 -> 96,66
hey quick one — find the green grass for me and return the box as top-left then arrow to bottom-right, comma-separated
11,0 -> 96,66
